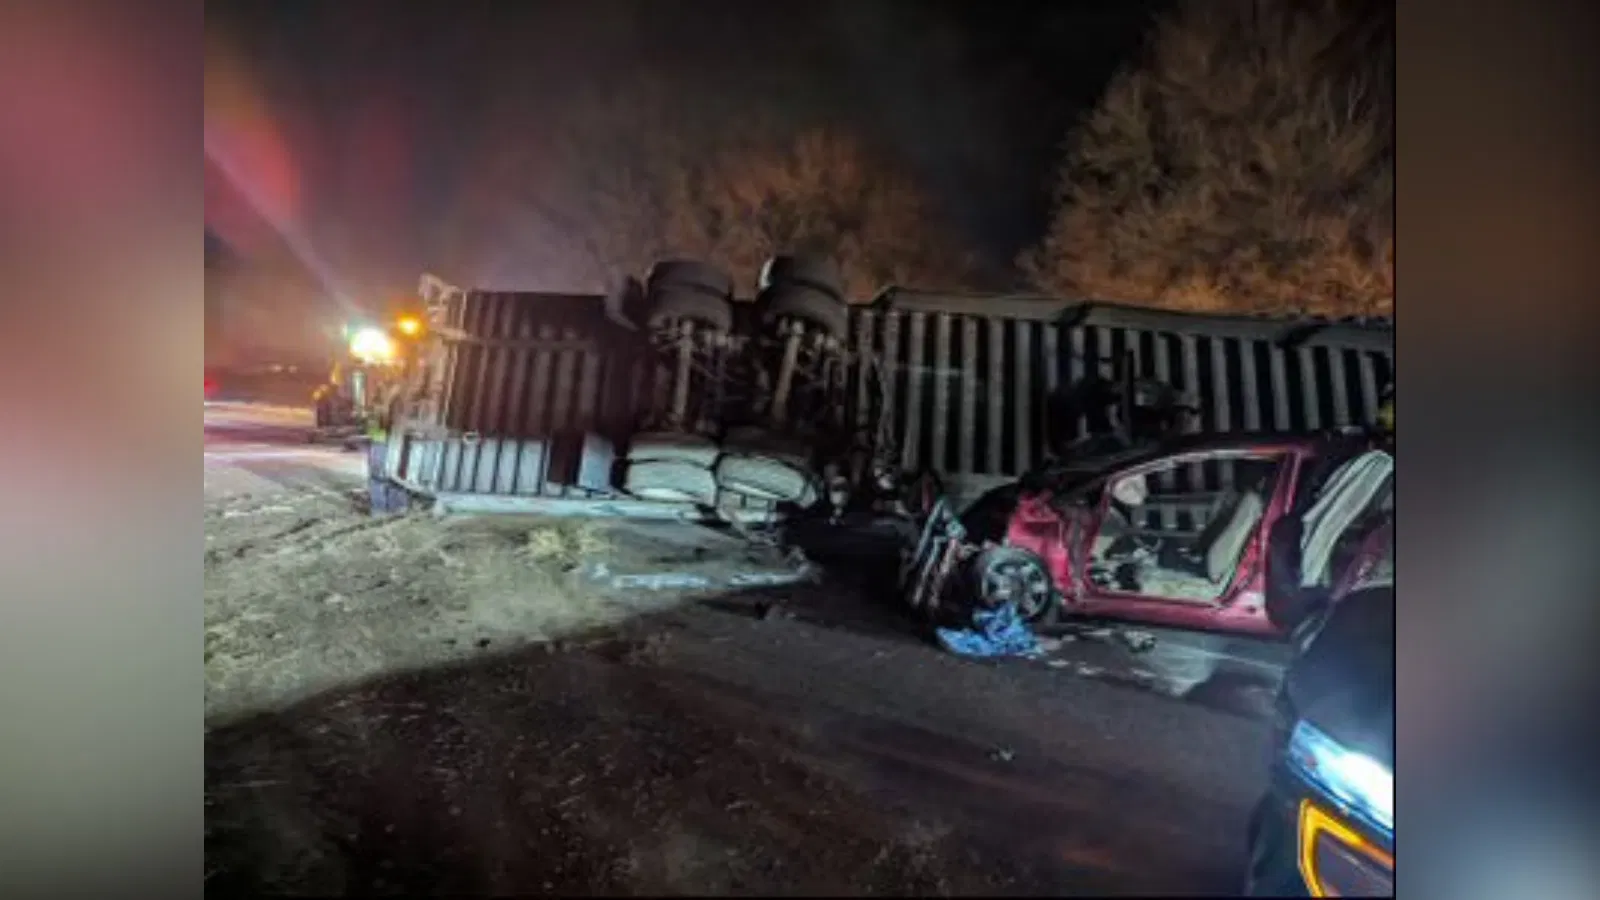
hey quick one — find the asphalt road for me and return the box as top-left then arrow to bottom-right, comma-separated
203,402 -> 1289,894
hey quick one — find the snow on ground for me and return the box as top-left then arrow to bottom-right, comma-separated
203,450 -> 365,500
203,401 -> 316,427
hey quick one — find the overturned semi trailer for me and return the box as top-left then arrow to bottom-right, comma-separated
386,271 -> 1393,518
384,263 -> 858,520
380,279 -> 699,517
856,289 -> 1393,508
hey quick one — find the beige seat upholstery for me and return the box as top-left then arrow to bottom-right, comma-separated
1203,490 -> 1266,584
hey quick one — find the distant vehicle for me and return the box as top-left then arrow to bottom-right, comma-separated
1245,525 -> 1394,895
903,431 -> 1391,639
204,358 -> 328,406
311,313 -> 428,435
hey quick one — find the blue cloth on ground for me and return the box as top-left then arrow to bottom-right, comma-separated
935,601 -> 1041,659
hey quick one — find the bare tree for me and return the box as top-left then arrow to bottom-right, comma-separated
510,79 -> 702,290
690,129 -> 974,299
1022,0 -> 1394,317
516,76 -> 972,299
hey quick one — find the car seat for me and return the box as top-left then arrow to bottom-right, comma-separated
1203,490 -> 1267,584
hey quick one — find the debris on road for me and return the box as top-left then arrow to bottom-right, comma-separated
1118,629 -> 1158,653
1034,635 -> 1076,654
204,491 -> 813,725
758,601 -> 795,622
934,601 -> 1041,659
582,546 -> 817,597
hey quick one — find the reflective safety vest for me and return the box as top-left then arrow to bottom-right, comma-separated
365,385 -> 405,442
1375,383 -> 1394,433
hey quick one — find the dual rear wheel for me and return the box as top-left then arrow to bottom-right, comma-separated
641,255 -> 851,342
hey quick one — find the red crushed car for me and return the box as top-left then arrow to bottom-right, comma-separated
904,432 -> 1392,639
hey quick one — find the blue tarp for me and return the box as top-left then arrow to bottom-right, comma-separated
935,601 -> 1042,659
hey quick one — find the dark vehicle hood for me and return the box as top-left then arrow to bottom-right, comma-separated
1284,585 -> 1395,768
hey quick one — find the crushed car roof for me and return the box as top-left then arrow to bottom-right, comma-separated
1039,430 -> 1353,479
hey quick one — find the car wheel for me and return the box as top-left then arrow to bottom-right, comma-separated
969,545 -> 1058,625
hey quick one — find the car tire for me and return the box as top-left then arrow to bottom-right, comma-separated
968,545 -> 1059,626
623,460 -> 720,505
714,453 -> 820,506
758,254 -> 845,299
756,283 -> 850,341
627,432 -> 722,468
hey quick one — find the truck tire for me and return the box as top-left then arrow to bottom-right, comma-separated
756,283 -> 849,340
646,259 -> 734,301
721,426 -> 812,468
627,432 -> 722,468
623,460 -> 720,505
715,453 -> 820,506
758,254 -> 845,300
645,289 -> 735,334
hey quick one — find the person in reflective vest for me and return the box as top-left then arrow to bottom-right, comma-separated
365,381 -> 407,512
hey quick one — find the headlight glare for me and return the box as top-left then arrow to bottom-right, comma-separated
1287,720 -> 1393,836
349,326 -> 397,364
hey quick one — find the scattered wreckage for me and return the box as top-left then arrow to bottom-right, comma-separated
607,256 -> 897,521
389,254 -> 1392,649
616,260 -> 1397,649
395,255 -> 943,527
902,430 -> 1393,642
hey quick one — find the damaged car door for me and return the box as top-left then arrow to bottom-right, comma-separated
1067,447 -> 1312,637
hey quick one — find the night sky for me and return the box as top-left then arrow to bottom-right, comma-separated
205,0 -> 1168,301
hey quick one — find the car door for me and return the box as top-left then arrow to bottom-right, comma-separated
1070,446 -> 1304,634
